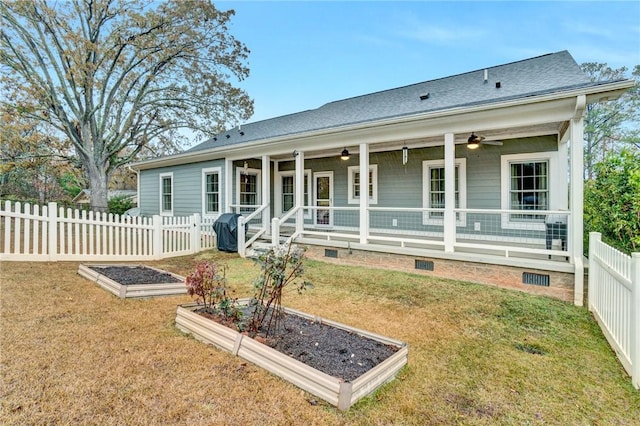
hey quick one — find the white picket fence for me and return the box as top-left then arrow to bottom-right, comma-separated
588,232 -> 640,390
0,201 -> 217,261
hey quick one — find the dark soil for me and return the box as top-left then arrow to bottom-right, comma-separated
89,265 -> 182,285
198,307 -> 400,382
266,312 -> 400,382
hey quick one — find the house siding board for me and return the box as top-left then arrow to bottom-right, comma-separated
139,159 -> 225,216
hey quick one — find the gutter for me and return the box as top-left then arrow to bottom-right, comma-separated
131,79 -> 634,171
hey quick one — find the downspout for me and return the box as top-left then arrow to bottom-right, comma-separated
571,95 -> 586,306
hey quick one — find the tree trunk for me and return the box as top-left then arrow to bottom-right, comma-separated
87,163 -> 109,213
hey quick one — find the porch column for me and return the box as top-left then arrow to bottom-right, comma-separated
359,143 -> 369,244
443,133 -> 455,252
295,150 -> 305,236
262,155 -> 271,236
570,95 -> 586,306
225,158 -> 233,213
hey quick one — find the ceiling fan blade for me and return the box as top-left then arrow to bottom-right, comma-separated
481,140 -> 503,146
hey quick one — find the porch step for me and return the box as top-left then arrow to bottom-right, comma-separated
246,241 -> 274,259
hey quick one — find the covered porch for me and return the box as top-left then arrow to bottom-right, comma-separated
225,95 -> 588,305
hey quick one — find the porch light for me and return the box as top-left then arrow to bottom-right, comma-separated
467,133 -> 481,149
402,145 -> 408,165
341,148 -> 350,160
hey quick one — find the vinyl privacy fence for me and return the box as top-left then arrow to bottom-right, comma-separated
0,201 -> 217,261
588,232 -> 640,390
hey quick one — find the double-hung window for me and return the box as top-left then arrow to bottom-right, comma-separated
236,167 -> 261,215
422,159 -> 466,225
348,165 -> 378,204
202,167 -> 221,216
159,173 -> 173,215
501,152 -> 557,229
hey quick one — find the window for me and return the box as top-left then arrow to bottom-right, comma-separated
202,167 -> 221,216
276,170 -> 311,218
348,164 -> 378,204
235,167 -> 261,214
422,159 -> 466,225
159,173 -> 173,215
509,161 -> 548,218
501,152 -> 558,229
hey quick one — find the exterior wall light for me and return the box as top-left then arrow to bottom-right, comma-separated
341,148 -> 350,160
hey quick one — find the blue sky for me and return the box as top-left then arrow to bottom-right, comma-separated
217,1 -> 640,123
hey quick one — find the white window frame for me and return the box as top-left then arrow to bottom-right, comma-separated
501,151 -> 558,230
159,172 -> 174,216
348,164 -> 378,205
275,169 -> 312,219
422,159 -> 467,226
201,167 -> 221,218
235,167 -> 261,207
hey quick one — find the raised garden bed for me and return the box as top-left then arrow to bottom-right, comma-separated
175,300 -> 408,411
78,264 -> 186,298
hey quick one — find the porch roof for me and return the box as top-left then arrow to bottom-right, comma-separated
185,51 -> 592,152
132,50 -> 632,170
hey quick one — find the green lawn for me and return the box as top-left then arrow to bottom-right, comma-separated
1,250 -> 638,425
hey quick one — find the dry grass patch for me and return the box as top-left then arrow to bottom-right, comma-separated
1,251 -> 639,425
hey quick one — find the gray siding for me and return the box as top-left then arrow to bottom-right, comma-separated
139,135 -> 558,220
139,159 -> 225,217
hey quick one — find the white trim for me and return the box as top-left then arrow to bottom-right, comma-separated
348,164 -> 378,204
422,158 -> 467,226
159,172 -> 173,216
201,167 -> 222,218
501,151 -> 559,230
275,169 -> 312,219
235,167 -> 262,208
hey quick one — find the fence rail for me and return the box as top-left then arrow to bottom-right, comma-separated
588,232 -> 639,390
0,201 -> 216,261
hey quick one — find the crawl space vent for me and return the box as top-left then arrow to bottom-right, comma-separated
324,249 -> 338,258
522,272 -> 550,287
415,259 -> 434,271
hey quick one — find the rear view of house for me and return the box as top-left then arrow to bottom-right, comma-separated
132,51 -> 634,306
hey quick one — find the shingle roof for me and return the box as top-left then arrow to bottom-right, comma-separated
185,51 -> 594,153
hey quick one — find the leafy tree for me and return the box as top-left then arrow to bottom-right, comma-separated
581,63 -> 639,179
584,150 -> 640,254
1,0 -> 253,211
0,102 -> 75,203
107,194 -> 134,215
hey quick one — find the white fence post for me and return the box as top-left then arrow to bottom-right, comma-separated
153,215 -> 162,259
588,232 -> 601,312
271,217 -> 280,246
237,216 -> 246,258
632,252 -> 640,390
47,202 -> 58,261
192,213 -> 201,254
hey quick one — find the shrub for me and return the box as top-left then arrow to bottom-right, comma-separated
247,244 -> 312,337
108,195 -> 135,216
185,261 -> 239,320
584,149 -> 640,254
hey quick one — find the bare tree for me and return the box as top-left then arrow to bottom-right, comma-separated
1,0 -> 253,210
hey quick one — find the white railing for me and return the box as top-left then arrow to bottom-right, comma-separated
237,204 -> 269,257
0,201 -> 216,261
588,232 -> 639,390
268,206 -> 571,259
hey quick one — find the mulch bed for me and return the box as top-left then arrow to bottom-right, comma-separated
89,265 -> 182,285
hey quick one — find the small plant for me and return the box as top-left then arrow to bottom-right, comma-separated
247,244 -> 312,337
185,261 -> 239,320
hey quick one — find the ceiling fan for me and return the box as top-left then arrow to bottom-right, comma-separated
467,132 -> 503,149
